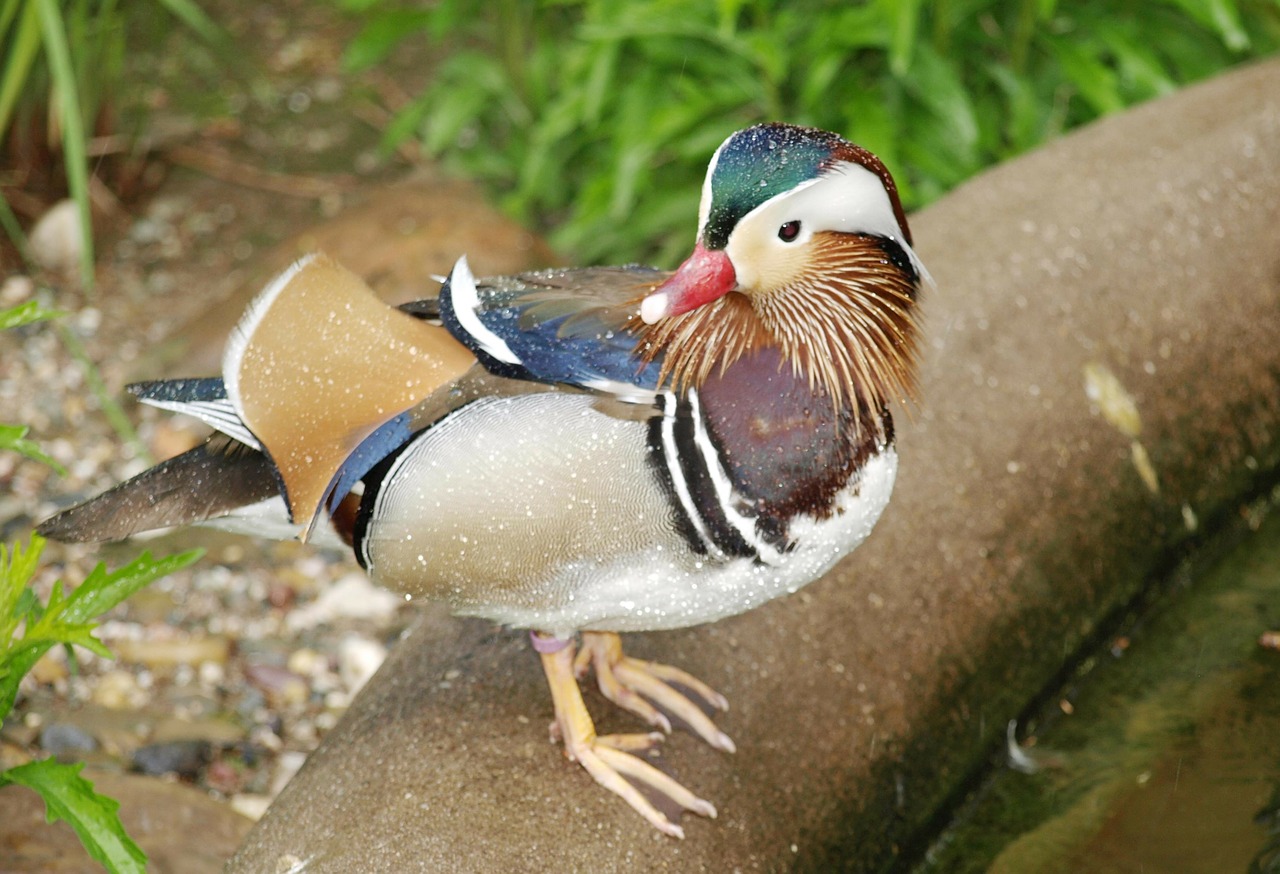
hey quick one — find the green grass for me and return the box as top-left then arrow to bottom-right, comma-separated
0,0 -> 220,290
343,0 -> 1280,266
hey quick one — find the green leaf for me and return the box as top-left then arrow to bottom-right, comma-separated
882,0 -> 922,76
343,10 -> 435,72
0,0 -> 40,137
0,423 -> 66,473
1160,0 -> 1249,51
0,536 -> 44,643
0,759 -> 146,873
0,539 -> 202,719
0,300 -> 66,330
1052,35 -> 1125,116
152,0 -> 223,44
63,549 -> 203,625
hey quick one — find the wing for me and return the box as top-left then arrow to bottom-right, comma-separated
438,257 -> 670,400
130,378 -> 259,449
36,434 -> 279,542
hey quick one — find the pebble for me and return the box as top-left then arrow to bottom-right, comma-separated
271,750 -> 308,797
28,199 -> 84,272
93,669 -> 150,710
229,793 -> 272,821
30,650 -> 69,685
0,274 -> 33,304
286,572 -> 402,630
338,636 -> 387,695
245,663 -> 309,707
132,739 -> 212,778
40,722 -> 99,757
113,635 -> 232,668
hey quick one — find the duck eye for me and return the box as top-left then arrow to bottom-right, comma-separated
778,220 -> 801,242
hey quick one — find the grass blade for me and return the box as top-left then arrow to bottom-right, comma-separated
33,0 -> 94,290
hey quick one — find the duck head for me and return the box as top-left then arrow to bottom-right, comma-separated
639,123 -> 927,418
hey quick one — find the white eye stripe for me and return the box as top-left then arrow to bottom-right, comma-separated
725,161 -> 926,288
741,162 -> 906,243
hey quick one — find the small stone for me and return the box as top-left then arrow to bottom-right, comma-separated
338,636 -> 386,695
205,758 -> 243,795
30,650 -> 68,684
93,669 -> 148,709
0,274 -> 33,305
29,199 -> 84,272
132,739 -> 212,778
40,722 -> 99,757
114,635 -> 232,667
286,573 -> 402,630
230,793 -> 272,821
245,663 -> 309,707
286,647 -> 325,678
271,750 -> 308,797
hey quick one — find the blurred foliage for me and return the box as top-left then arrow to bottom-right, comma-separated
343,0 -> 1280,266
0,0 -> 219,289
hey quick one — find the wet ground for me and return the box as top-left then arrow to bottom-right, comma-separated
919,486 -> 1280,872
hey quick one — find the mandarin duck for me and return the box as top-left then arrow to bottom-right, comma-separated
39,123 -> 927,837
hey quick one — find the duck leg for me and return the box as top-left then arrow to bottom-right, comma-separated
534,633 -> 716,838
575,630 -> 735,753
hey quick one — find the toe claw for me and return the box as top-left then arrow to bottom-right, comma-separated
579,631 -> 733,754
539,636 -> 718,837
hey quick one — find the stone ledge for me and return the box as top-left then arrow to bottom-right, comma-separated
227,58 -> 1280,872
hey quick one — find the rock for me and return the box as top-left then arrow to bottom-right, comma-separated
0,273 -> 34,304
132,739 -> 212,778
28,199 -> 84,272
149,715 -> 245,746
227,60 -> 1280,872
285,572 -> 402,631
244,663 -> 309,708
113,635 -> 232,668
91,669 -> 149,710
336,635 -> 386,695
38,722 -> 98,757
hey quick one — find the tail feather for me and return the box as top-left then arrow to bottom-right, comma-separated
37,436 -> 279,543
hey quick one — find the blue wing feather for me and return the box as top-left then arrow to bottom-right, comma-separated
438,262 -> 668,396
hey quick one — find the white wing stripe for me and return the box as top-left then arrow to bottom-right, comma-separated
448,255 -> 521,365
137,397 -> 261,450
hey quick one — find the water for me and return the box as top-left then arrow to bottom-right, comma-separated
919,490 -> 1280,873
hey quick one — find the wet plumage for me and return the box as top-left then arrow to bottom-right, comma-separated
39,123 -> 927,838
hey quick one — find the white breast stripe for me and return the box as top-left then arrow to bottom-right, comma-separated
659,392 -> 723,560
687,388 -> 782,565
448,255 -> 521,365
